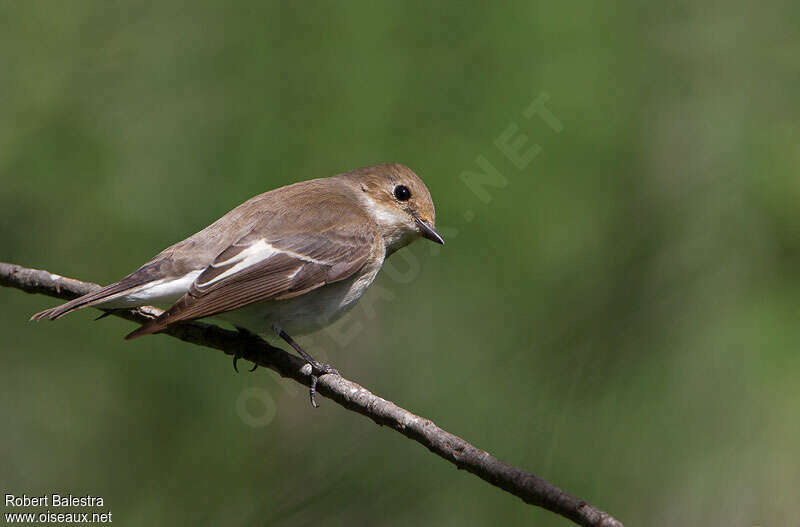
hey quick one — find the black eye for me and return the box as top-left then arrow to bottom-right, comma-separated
394,185 -> 411,201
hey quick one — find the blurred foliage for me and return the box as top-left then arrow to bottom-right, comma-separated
2,1 -> 800,526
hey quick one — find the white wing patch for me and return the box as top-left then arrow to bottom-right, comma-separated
196,240 -> 278,289
195,239 -> 334,291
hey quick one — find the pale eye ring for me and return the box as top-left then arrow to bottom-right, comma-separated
394,185 -> 411,201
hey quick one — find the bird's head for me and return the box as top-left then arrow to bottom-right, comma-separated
339,163 -> 443,254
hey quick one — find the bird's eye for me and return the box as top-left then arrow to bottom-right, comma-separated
394,185 -> 411,201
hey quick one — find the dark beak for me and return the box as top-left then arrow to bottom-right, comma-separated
414,216 -> 445,245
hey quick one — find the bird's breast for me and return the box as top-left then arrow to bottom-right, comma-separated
216,252 -> 384,337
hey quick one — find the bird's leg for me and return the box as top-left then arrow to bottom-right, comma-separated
276,329 -> 339,408
277,329 -> 339,376
232,326 -> 260,373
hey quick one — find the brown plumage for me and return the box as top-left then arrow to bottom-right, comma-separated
31,163 -> 442,341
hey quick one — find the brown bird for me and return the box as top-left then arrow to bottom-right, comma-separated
32,163 -> 443,405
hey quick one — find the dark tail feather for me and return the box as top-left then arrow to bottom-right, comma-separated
30,295 -> 100,321
30,280 -> 140,321
34,284 -> 172,340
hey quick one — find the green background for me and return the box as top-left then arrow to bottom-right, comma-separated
2,2 -> 799,526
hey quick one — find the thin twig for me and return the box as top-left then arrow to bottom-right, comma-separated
0,261 -> 623,527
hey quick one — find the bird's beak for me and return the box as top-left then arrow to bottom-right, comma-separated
414,216 -> 445,245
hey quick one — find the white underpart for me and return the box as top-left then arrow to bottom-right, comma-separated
215,247 -> 385,337
99,269 -> 202,308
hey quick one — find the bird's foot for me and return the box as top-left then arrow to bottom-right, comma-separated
308,360 -> 340,377
305,361 -> 340,408
277,328 -> 340,408
232,327 -> 261,373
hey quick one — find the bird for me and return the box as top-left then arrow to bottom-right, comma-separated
31,163 -> 443,405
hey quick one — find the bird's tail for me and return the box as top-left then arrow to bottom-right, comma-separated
30,280 -> 141,321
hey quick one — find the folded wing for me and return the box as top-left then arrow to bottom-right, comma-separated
125,216 -> 376,339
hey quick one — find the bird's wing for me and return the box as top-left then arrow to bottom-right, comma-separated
125,211 -> 377,339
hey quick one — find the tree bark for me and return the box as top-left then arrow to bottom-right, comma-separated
1,261 -> 623,527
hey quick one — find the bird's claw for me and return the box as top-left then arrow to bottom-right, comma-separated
313,361 -> 339,377
232,326 -> 261,373
305,362 -> 340,408
232,351 -> 258,373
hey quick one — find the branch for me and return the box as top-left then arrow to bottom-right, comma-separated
1,261 -> 623,527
